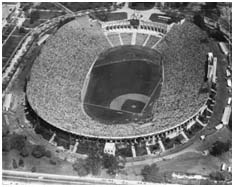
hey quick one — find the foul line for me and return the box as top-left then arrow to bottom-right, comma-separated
142,77 -> 162,112
83,102 -> 141,115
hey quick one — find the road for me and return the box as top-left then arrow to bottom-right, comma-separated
2,170 -> 152,185
53,2 -> 75,14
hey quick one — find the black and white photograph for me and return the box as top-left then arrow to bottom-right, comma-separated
2,1 -> 232,185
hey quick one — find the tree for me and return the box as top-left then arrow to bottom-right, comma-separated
10,135 -> 26,151
204,2 -> 218,9
30,11 -> 40,24
2,137 -> 10,152
209,171 -> 226,181
20,147 -> 29,157
103,154 -> 120,175
201,2 -> 220,20
72,160 -> 90,176
93,11 -> 108,21
193,14 -> 205,29
85,148 -> 103,176
31,145 -> 46,158
2,122 -> 9,137
141,163 -> 163,183
31,166 -> 36,172
49,159 -> 57,165
19,27 -> 26,33
12,159 -> 18,169
209,140 -> 231,156
45,150 -> 52,158
19,158 -> 24,167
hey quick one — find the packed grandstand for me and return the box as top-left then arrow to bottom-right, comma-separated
26,14 -> 211,140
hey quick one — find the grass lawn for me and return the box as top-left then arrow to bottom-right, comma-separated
156,152 -> 220,175
2,36 -> 23,58
106,12 -> 127,21
135,145 -> 147,156
2,25 -> 15,36
163,135 -> 185,150
38,11 -> 66,20
12,28 -> 29,36
116,145 -> 132,158
35,2 -> 62,10
184,122 -> 204,139
2,148 -> 76,176
61,2 -> 112,12
2,58 -> 8,67
22,19 -> 46,28
128,2 -> 155,11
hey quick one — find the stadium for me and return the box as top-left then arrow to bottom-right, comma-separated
23,8 -> 229,157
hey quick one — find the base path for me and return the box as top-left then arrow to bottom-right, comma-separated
110,93 -> 149,111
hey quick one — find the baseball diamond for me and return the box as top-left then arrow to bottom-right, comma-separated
83,45 -> 163,124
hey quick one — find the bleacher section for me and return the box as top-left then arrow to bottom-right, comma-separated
107,33 -> 121,47
144,35 -> 161,48
120,33 -> 133,45
135,33 -> 148,46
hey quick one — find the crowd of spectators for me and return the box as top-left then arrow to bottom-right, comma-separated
27,17 -> 210,138
120,33 -> 132,45
107,33 -> 121,46
135,33 -> 148,46
152,20 -> 210,129
145,35 -> 161,48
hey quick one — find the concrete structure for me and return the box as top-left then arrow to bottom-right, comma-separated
131,143 -> 136,157
104,142 -> 116,156
200,135 -> 206,141
72,139 -> 79,153
3,93 -> 12,111
180,131 -> 189,142
49,133 -> 56,144
212,57 -> 217,83
221,163 -> 226,171
37,34 -> 50,46
221,106 -> 231,125
2,2 -> 20,27
103,19 -> 169,36
219,42 -> 229,55
227,78 -> 232,88
158,138 -> 165,152
215,123 -> 223,130
227,97 -> 231,105
145,141 -> 152,155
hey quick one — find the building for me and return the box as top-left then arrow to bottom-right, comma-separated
3,93 -> 12,111
104,142 -> 116,156
2,2 -> 20,27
